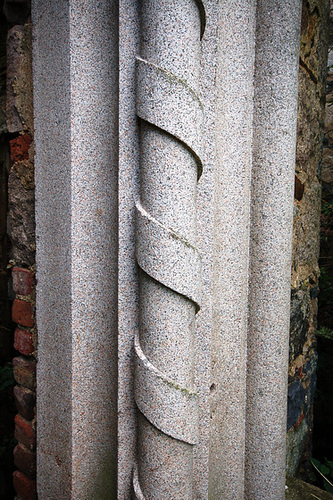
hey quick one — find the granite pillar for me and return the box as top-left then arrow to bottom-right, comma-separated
32,1 -> 118,497
245,1 -> 302,498
209,1 -> 256,497
32,0 -> 303,498
133,1 -> 205,497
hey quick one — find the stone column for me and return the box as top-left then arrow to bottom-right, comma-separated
32,1 -> 118,497
209,1 -> 256,498
133,1 -> 205,497
245,1 -> 302,498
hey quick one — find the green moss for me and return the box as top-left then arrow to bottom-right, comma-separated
316,326 -> 333,340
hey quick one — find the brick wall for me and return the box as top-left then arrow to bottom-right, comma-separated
4,1 -> 36,497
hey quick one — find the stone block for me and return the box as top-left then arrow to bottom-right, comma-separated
12,267 -> 35,296
13,470 -> 36,500
15,414 -> 36,451
13,444 -> 36,478
13,385 -> 35,420
13,357 -> 36,390
14,328 -> 34,356
12,299 -> 34,328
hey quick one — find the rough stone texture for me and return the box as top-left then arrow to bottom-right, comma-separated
6,24 -> 33,134
12,267 -> 35,296
33,0 -> 119,497
12,299 -> 34,328
14,414 -> 36,451
14,328 -> 34,356
13,444 -> 36,478
245,1 -> 302,499
133,2 -> 204,498
286,476 -> 333,499
32,1 -> 307,498
117,1 -> 140,495
13,385 -> 35,421
13,356 -> 36,390
8,163 -> 35,267
287,0 -> 330,477
209,1 -> 255,498
12,470 -> 37,500
321,0 -> 333,328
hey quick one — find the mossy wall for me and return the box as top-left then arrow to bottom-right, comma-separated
287,0 -> 329,478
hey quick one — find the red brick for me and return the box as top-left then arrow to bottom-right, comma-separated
13,385 -> 35,420
15,415 -> 36,451
9,135 -> 32,163
13,470 -> 36,500
12,299 -> 34,328
12,268 -> 35,296
14,328 -> 34,356
13,444 -> 36,478
13,357 -> 36,390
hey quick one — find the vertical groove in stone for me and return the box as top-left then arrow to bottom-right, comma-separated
245,1 -> 302,499
134,1 -> 205,498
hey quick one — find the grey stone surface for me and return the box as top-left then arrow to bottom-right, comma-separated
117,0 -> 140,496
133,1 -> 205,497
194,2 -> 218,496
33,1 -> 304,498
245,1 -> 302,499
209,1 -> 256,498
33,0 -> 118,497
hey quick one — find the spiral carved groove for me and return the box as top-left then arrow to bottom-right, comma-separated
134,1 -> 205,498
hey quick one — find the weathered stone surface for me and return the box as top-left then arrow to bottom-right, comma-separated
8,164 -> 35,267
12,267 -> 35,296
12,470 -> 37,500
7,24 -> 33,134
13,356 -> 36,390
15,414 -> 36,451
14,328 -> 34,356
286,476 -> 333,499
288,0 -> 329,477
13,385 -> 35,421
286,418 -> 310,476
287,345 -> 317,432
9,135 -> 32,163
322,148 -> 333,195
13,444 -> 36,479
289,288 -> 310,361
